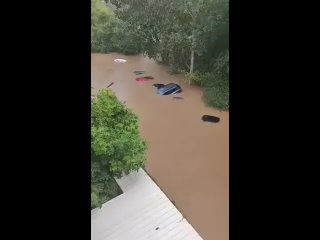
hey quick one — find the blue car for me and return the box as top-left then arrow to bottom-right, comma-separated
155,83 -> 182,95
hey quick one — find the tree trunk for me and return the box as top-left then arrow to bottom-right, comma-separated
190,49 -> 194,73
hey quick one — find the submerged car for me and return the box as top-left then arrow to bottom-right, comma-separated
156,83 -> 182,95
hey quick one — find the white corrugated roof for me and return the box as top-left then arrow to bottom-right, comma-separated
91,168 -> 203,240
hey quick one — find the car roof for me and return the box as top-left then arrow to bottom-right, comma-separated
166,83 -> 177,87
163,83 -> 180,90
158,83 -> 178,93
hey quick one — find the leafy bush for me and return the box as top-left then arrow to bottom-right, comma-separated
202,73 -> 229,110
185,71 -> 208,86
91,192 -> 99,209
185,50 -> 229,110
213,50 -> 229,78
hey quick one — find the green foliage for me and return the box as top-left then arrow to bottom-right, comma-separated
186,70 -> 229,110
111,20 -> 142,54
91,89 -> 147,209
185,50 -> 229,110
91,0 -> 115,52
203,50 -> 229,110
203,73 -> 229,110
91,0 -> 141,54
213,49 -> 229,78
185,71 -> 208,86
91,192 -> 100,209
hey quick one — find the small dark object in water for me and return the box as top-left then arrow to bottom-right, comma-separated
201,115 -> 220,123
134,71 -> 145,75
155,227 -> 159,230
135,77 -> 145,81
173,97 -> 184,100
153,83 -> 165,89
135,76 -> 154,81
106,82 -> 114,88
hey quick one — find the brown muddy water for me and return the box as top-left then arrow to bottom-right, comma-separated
91,53 -> 229,240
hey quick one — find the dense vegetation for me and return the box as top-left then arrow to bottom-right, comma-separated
91,0 -> 143,54
91,0 -> 228,110
91,89 -> 147,209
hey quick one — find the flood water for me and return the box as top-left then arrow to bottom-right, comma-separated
91,53 -> 229,240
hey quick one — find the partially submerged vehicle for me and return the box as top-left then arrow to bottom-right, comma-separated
154,83 -> 182,95
201,115 -> 220,123
135,76 -> 154,82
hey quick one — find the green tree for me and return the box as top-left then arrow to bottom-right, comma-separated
91,89 -> 147,208
111,0 -> 228,73
91,0 -> 117,52
92,0 -> 142,54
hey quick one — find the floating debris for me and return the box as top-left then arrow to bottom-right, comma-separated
173,97 -> 184,100
106,82 -> 114,88
133,71 -> 145,75
114,58 -> 127,63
